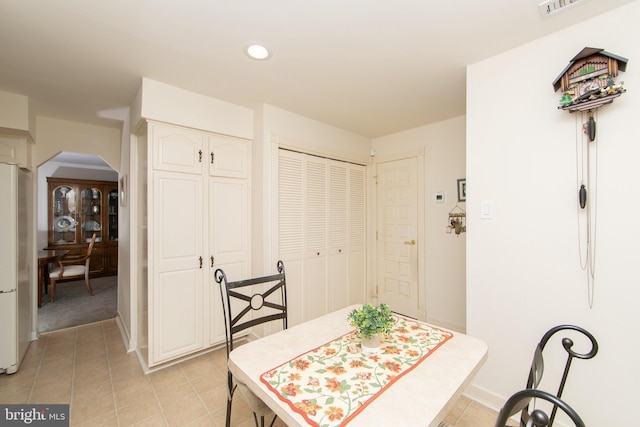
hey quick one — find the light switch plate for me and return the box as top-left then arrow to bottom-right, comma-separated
480,200 -> 494,219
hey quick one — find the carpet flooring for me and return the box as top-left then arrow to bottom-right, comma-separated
37,275 -> 117,333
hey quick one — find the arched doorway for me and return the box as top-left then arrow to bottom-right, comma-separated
37,152 -> 119,332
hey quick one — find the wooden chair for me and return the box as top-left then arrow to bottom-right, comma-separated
495,389 -> 585,427
214,261 -> 287,427
49,233 -> 96,302
505,325 -> 598,427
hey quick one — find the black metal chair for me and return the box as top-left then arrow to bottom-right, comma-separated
495,389 -> 585,427
215,260 -> 287,427
506,325 -> 598,427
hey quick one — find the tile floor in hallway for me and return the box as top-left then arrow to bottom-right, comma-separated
0,319 -> 499,426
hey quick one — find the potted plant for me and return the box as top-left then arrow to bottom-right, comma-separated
347,303 -> 394,353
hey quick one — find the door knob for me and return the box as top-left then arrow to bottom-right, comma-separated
404,240 -> 416,245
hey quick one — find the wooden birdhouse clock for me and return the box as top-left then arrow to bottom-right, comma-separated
553,47 -> 628,308
553,47 -> 627,113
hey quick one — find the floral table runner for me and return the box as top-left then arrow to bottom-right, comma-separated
260,314 -> 453,427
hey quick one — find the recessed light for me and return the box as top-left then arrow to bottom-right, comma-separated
245,44 -> 271,60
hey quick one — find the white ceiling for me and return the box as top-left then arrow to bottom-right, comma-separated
0,0 -> 635,138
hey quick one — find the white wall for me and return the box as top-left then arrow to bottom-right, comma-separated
33,117 -> 121,253
133,78 -> 254,140
373,116 -> 467,332
263,104 -> 371,164
466,2 -> 640,424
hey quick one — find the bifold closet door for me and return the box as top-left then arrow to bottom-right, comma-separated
278,149 -> 366,325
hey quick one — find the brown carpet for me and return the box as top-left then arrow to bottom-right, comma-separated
37,275 -> 117,332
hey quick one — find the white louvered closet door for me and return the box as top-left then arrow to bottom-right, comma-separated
278,149 -> 366,325
328,161 -> 348,312
348,165 -> 366,305
304,157 -> 328,321
278,151 -> 305,325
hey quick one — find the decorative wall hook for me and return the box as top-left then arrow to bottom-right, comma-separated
446,205 -> 466,235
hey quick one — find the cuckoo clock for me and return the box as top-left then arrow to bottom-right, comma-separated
553,47 -> 627,112
554,47 -> 629,309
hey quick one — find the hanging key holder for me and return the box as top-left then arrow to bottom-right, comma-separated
446,205 -> 466,235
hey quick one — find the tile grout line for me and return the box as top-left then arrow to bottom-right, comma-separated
26,333 -> 48,404
180,360 -> 218,425
102,321 -> 122,427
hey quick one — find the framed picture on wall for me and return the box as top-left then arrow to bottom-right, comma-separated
457,178 -> 466,202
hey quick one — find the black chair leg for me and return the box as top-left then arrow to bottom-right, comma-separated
225,398 -> 232,427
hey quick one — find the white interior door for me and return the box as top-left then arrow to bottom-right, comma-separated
376,157 -> 418,318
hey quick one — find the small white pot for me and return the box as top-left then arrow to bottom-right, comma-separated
361,334 -> 382,353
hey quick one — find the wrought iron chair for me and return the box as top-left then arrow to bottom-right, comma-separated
506,325 -> 598,427
215,260 -> 287,427
495,389 -> 585,427
48,233 -> 96,302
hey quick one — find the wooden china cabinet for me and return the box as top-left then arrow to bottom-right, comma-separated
47,177 -> 118,277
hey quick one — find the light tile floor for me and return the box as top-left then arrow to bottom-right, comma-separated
0,319 -> 498,426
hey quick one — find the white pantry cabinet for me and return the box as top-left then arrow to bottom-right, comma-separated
141,121 -> 250,367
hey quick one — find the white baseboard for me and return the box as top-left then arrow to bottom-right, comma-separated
463,382 -> 504,413
115,315 -> 135,352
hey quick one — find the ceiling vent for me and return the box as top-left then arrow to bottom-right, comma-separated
538,0 -> 586,18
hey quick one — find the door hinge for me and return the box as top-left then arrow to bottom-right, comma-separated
198,150 -> 203,162
211,152 -> 215,164
211,256 -> 214,267
376,231 -> 378,240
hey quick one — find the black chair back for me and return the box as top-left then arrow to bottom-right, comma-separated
523,325 -> 598,426
495,389 -> 585,427
214,260 -> 287,427
215,260 -> 287,357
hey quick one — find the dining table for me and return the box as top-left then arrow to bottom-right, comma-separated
228,304 -> 488,427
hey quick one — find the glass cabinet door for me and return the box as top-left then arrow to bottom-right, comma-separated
80,187 -> 103,243
108,189 -> 118,241
52,185 -> 78,244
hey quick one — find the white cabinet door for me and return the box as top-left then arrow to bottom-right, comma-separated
151,123 -> 205,175
150,171 -> 205,365
144,122 -> 250,368
208,177 -> 250,345
153,268 -> 203,364
208,134 -> 250,179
